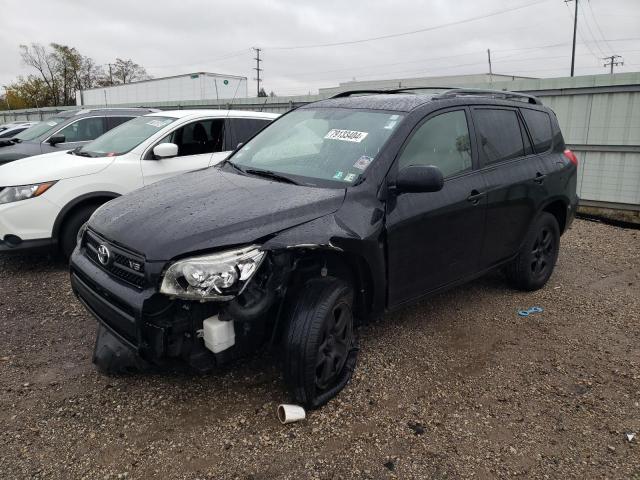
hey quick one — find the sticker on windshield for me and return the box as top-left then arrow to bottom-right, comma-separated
353,155 -> 373,170
384,120 -> 398,130
332,171 -> 344,180
147,119 -> 172,128
324,129 -> 368,143
344,173 -> 357,182
46,121 -> 58,126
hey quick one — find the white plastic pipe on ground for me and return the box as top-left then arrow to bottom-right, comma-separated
277,404 -> 306,424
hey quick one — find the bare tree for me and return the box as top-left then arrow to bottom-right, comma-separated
110,58 -> 150,85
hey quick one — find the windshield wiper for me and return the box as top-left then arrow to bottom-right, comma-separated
244,168 -> 300,185
71,148 -> 94,157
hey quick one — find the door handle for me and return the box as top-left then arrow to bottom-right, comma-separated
467,190 -> 485,205
534,172 -> 546,184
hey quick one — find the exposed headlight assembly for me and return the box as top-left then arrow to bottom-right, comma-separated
0,181 -> 56,204
160,246 -> 266,301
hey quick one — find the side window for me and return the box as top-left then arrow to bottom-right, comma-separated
230,118 -> 270,147
473,109 -> 526,165
521,109 -> 553,153
56,117 -> 106,142
106,116 -> 134,130
397,110 -> 472,177
153,118 -> 226,158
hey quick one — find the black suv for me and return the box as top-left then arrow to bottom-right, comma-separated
0,107 -> 158,164
70,88 -> 578,408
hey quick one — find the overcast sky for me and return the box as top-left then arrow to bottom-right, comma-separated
1,0 -> 639,96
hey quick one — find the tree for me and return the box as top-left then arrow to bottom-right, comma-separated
8,43 -> 152,108
258,87 -> 268,97
108,58 -> 150,85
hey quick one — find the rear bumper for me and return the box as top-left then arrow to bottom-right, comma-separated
566,195 -> 579,231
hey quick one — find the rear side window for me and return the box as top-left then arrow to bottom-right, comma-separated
57,117 -> 106,142
521,109 -> 553,153
398,110 -> 472,177
473,109 -> 525,165
230,118 -> 270,147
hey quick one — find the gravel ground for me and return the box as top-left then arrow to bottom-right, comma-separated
0,219 -> 639,479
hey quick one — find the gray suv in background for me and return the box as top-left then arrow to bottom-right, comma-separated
0,107 -> 158,165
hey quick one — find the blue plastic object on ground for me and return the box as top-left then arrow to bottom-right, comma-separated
518,306 -> 544,317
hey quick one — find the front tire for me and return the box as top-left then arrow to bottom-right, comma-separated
59,204 -> 101,260
283,278 -> 358,409
506,212 -> 560,291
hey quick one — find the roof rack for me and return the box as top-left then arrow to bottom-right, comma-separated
433,88 -> 542,105
330,86 -> 454,99
330,87 -> 542,105
330,89 -> 398,98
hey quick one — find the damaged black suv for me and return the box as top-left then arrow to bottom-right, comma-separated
70,88 -> 578,408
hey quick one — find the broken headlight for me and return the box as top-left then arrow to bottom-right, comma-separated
160,245 -> 266,301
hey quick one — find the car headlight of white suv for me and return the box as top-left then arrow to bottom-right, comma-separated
160,245 -> 266,301
0,181 -> 57,204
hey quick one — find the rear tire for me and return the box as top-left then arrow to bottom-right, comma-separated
506,212 -> 560,291
59,204 -> 101,260
283,277 -> 358,409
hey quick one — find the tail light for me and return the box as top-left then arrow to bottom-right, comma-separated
564,149 -> 578,166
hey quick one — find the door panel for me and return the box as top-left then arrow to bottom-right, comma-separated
472,107 -> 549,267
385,107 -> 486,306
386,172 -> 487,305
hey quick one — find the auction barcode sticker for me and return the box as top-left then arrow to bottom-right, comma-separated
324,129 -> 368,143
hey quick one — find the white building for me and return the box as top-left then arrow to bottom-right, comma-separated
76,72 -> 248,106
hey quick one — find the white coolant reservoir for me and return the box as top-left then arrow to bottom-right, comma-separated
202,316 -> 235,353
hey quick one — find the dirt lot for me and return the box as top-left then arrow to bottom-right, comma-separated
0,219 -> 639,479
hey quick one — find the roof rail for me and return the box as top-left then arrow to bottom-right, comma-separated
330,89 -> 398,98
330,86 -> 454,99
433,88 -> 542,105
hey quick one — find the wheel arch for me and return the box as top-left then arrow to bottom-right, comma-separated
52,191 -> 120,241
540,197 -> 569,234
280,247 -> 377,324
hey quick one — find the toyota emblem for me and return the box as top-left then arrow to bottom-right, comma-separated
97,244 -> 111,266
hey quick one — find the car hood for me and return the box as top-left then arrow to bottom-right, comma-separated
0,151 -> 115,186
90,167 -> 347,261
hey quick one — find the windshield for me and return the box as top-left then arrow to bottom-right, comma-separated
77,116 -> 177,157
230,108 -> 404,186
15,116 -> 67,141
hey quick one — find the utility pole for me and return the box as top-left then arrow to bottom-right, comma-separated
487,48 -> 493,85
253,47 -> 263,97
603,55 -> 624,74
565,0 -> 578,77
108,63 -> 114,85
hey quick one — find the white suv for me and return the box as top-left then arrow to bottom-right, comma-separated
0,109 -> 278,257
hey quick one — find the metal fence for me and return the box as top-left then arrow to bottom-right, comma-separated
2,73 -> 639,216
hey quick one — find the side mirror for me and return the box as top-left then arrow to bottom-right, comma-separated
48,134 -> 66,146
395,165 -> 444,193
153,143 -> 179,159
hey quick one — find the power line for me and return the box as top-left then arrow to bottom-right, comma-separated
578,3 -> 608,57
146,48 -> 252,70
585,0 -> 615,53
265,0 -> 552,50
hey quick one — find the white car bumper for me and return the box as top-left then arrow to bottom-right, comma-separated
0,196 -> 60,252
